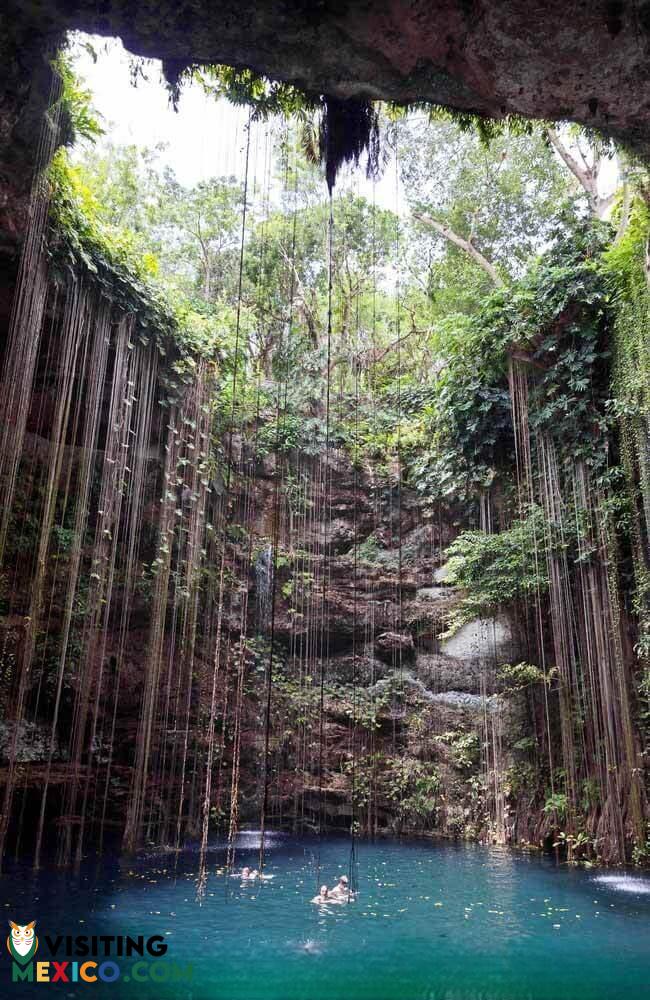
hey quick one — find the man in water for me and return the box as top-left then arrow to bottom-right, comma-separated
240,866 -> 259,879
330,874 -> 353,900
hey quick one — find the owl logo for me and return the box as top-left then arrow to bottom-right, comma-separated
6,921 -> 38,965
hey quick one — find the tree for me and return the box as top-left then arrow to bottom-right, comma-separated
75,139 -> 164,236
153,171 -> 245,301
395,117 -> 574,300
243,185 -> 397,378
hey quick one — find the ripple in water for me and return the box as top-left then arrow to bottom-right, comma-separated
141,829 -> 287,858
295,938 -> 325,956
5,840 -> 650,1000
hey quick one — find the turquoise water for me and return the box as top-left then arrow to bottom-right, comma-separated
2,834 -> 650,999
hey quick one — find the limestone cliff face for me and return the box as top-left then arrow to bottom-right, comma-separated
0,284 -> 545,854
0,417 -> 541,851
5,2 -> 650,160
216,447 -> 539,847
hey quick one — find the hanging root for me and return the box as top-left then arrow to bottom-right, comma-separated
162,59 -> 194,111
319,97 -> 382,193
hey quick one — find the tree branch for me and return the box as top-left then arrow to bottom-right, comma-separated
546,127 -> 618,219
546,127 -> 596,203
414,212 -> 505,287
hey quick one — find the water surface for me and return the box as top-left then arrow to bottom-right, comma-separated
2,835 -> 649,999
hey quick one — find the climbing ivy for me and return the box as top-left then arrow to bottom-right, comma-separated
603,202 -> 650,672
442,507 -> 549,634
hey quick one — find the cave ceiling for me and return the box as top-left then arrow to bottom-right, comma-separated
8,2 -> 650,139
2,1 -> 650,190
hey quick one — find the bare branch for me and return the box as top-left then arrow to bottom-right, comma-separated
414,212 -> 505,287
546,127 -> 618,219
546,127 -> 595,196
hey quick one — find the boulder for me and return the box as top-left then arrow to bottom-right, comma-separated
374,631 -> 415,664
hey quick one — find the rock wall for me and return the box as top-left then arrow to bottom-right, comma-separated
2,0 -> 650,275
221,448 -> 539,847
0,421 -> 543,852
0,272 -> 549,854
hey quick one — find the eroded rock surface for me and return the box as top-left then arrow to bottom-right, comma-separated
2,0 -> 650,248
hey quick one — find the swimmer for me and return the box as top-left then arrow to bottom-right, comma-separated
240,866 -> 259,879
311,884 -> 343,905
330,874 -> 354,900
311,884 -> 330,904
312,885 -> 343,906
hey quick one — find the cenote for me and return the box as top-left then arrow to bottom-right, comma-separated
1,8 -> 650,1000
3,836 -> 650,1000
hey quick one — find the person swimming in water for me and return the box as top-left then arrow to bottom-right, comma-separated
311,885 -> 330,904
330,874 -> 354,900
234,866 -> 275,881
311,884 -> 344,905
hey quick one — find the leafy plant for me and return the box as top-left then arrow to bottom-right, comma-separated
442,507 -> 549,633
543,792 -> 568,820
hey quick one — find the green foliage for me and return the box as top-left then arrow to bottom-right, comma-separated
437,730 -> 480,770
543,792 -> 568,820
19,42 -> 650,853
631,825 -> 650,866
500,221 -> 614,464
75,141 -> 166,246
154,172 -> 246,302
442,507 -> 549,632
498,662 -> 550,691
397,117 -> 573,285
48,150 -> 226,384
280,571 -> 313,604
405,106 -> 538,146
553,829 -> 598,861
408,345 -> 513,502
384,757 -> 441,826
48,58 -> 247,405
511,736 -> 537,754
192,66 -> 319,121
53,52 -> 105,148
405,219 -> 614,509
602,202 -> 650,669
506,761 -> 538,798
51,524 -> 76,553
356,534 -> 382,564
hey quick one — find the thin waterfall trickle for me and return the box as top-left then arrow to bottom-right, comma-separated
255,544 -> 274,634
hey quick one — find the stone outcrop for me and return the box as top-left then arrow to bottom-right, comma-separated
226,450 -> 536,845
6,2 -> 650,151
3,1 -> 650,258
374,631 -> 416,664
0,413 -> 543,850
